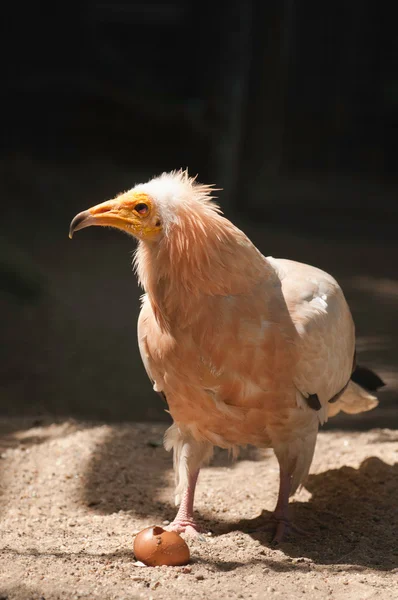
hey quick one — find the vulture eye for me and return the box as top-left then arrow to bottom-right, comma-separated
135,203 -> 149,215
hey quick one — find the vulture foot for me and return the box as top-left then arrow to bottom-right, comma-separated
271,514 -> 307,544
167,519 -> 202,538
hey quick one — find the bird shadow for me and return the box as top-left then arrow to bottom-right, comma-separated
82,424 -> 174,519
205,457 -> 398,571
82,425 -> 398,571
83,425 -> 268,521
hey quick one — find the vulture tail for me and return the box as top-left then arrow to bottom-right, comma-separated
327,365 -> 384,418
351,365 -> 386,391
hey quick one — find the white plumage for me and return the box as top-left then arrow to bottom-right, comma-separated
70,170 -> 383,541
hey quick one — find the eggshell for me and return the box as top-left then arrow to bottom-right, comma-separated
133,526 -> 190,567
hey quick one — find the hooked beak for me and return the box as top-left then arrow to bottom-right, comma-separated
69,199 -> 134,239
69,210 -> 94,238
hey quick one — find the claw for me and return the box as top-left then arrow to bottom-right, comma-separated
271,515 -> 308,544
167,519 -> 203,539
272,517 -> 289,544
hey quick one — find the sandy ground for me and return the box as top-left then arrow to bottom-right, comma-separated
0,419 -> 397,600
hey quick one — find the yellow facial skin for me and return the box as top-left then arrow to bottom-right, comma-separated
69,192 -> 163,241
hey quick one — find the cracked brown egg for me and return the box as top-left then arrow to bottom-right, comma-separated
133,526 -> 190,567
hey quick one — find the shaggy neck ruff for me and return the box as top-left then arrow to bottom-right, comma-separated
134,206 -> 271,331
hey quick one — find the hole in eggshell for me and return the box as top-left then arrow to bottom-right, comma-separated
152,526 -> 165,536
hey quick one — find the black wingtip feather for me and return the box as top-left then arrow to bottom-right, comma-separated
351,366 -> 386,391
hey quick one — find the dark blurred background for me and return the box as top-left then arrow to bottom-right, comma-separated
1,1 -> 397,426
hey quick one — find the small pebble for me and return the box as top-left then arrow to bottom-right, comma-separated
181,566 -> 192,573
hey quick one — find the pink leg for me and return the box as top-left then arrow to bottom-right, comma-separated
167,470 -> 200,536
271,467 -> 292,543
